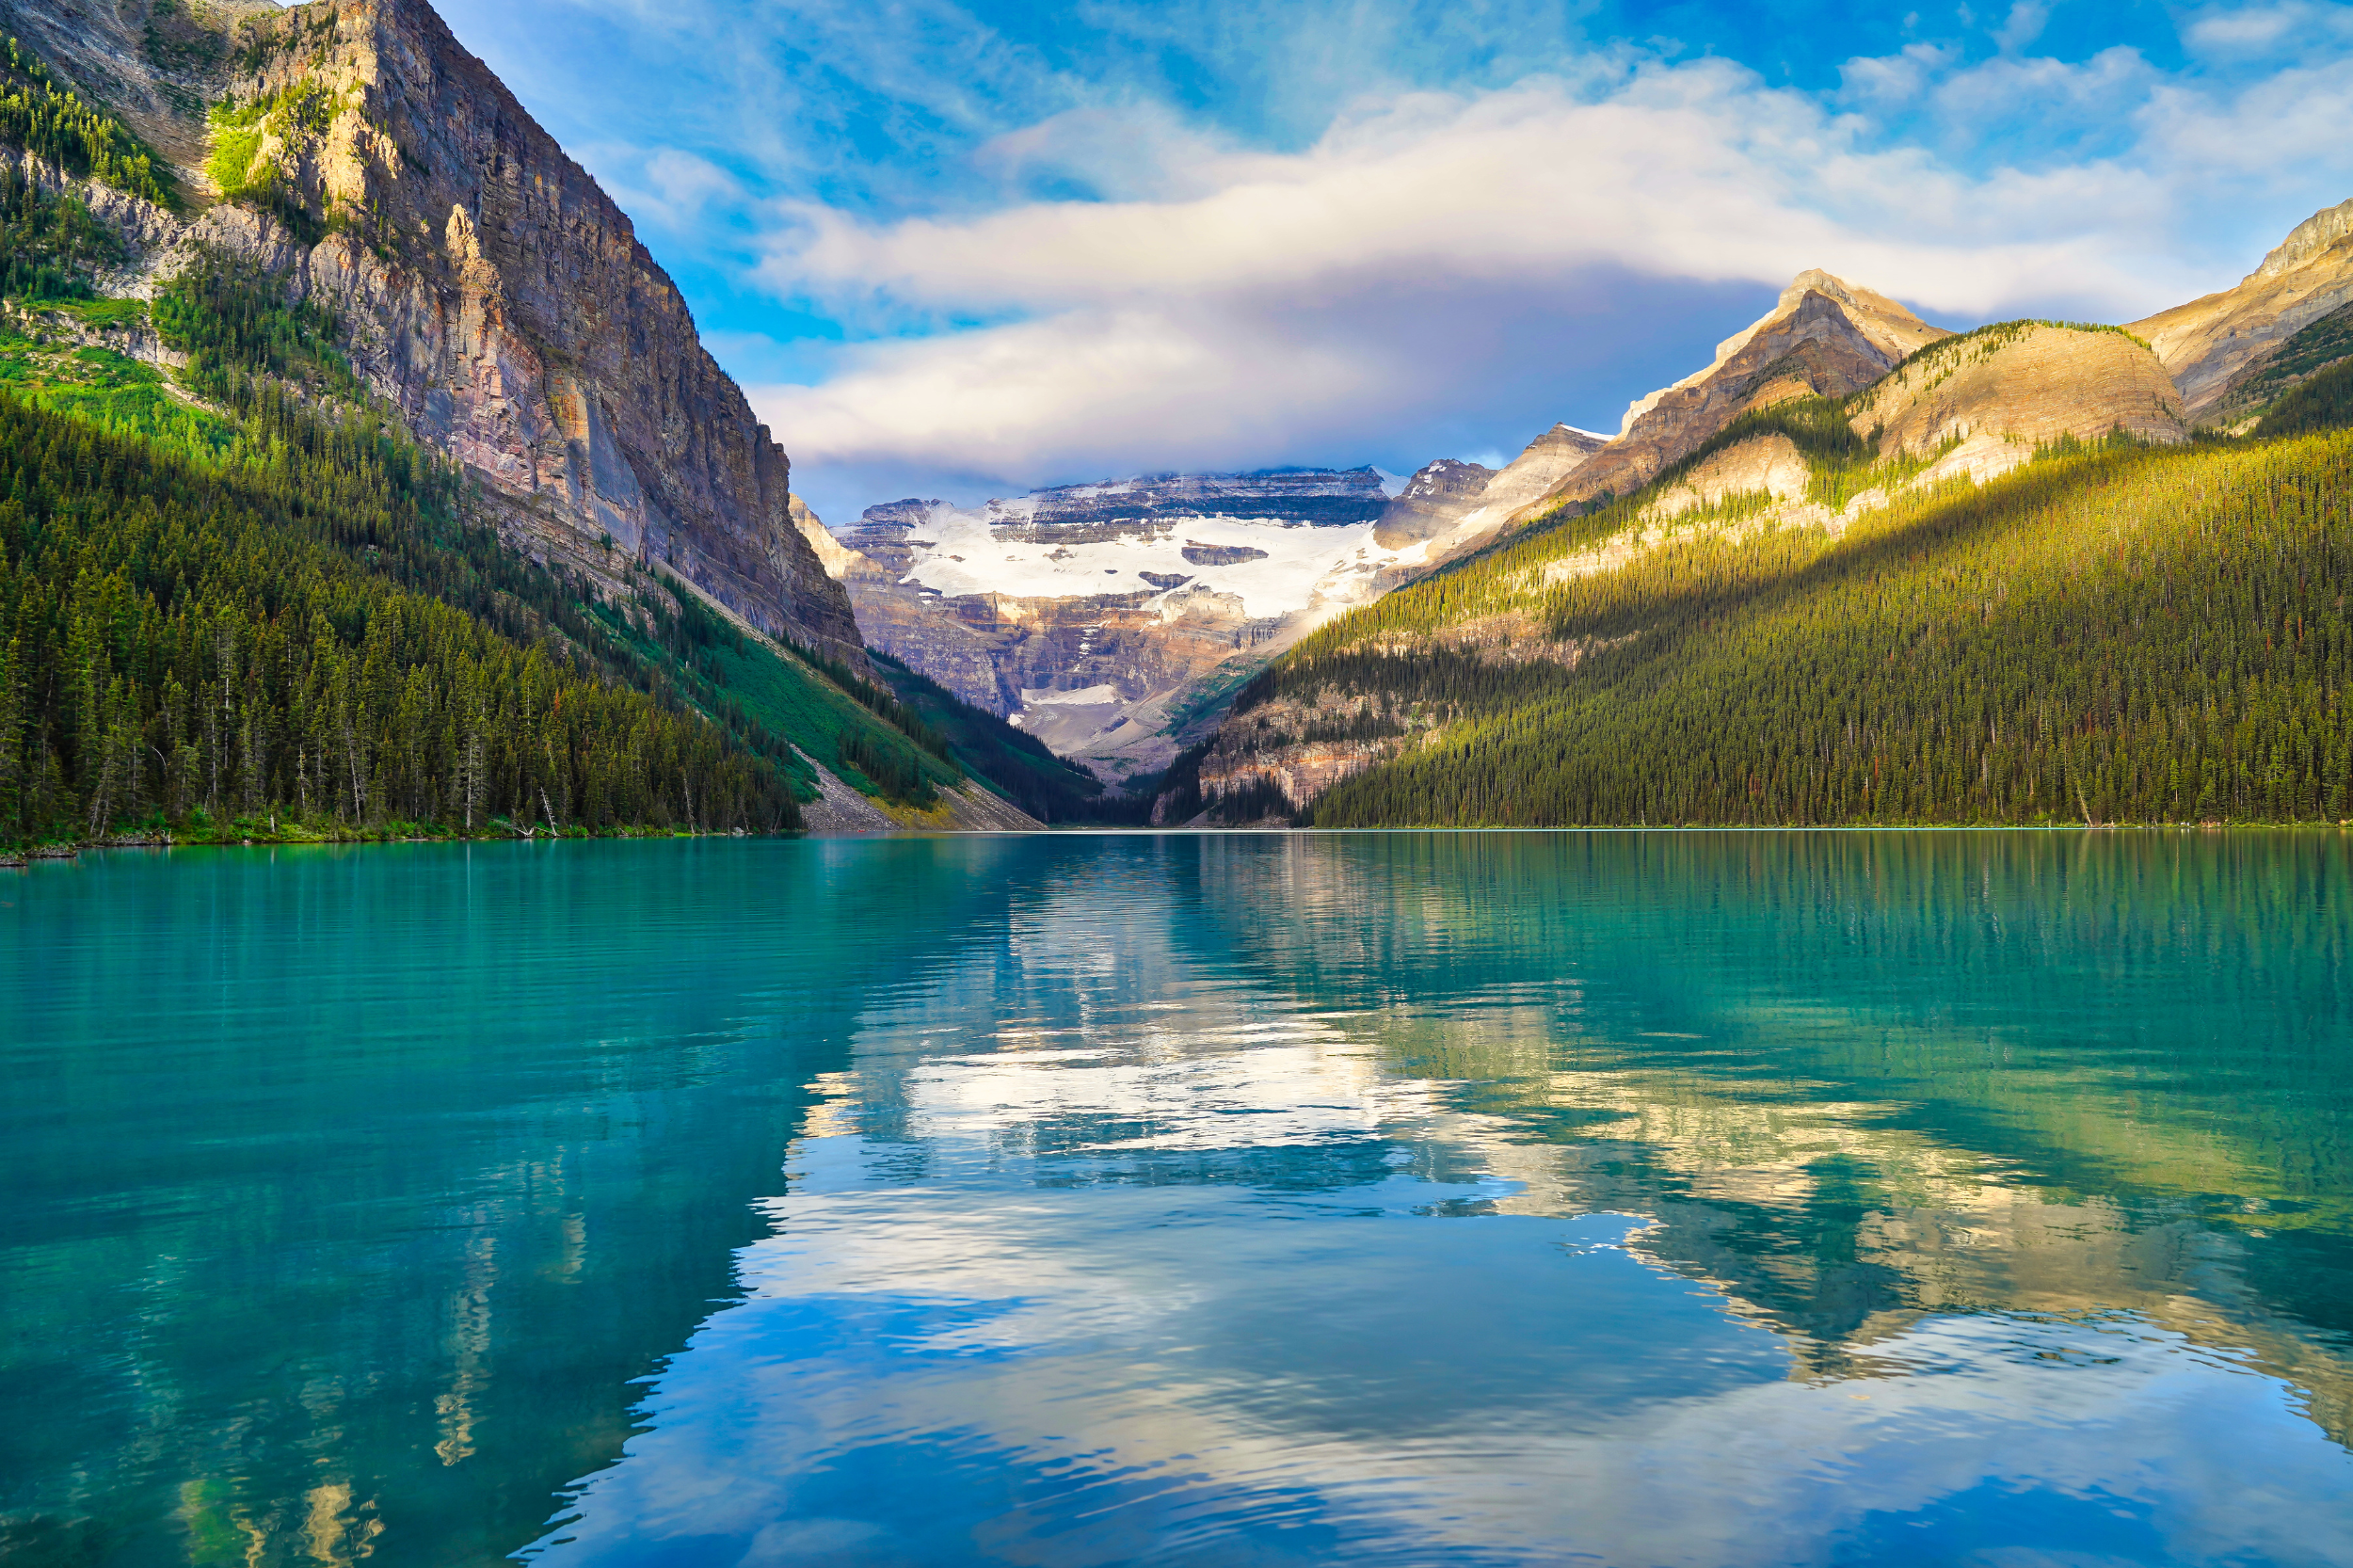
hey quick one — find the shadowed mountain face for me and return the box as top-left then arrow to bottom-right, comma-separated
0,0 -> 866,664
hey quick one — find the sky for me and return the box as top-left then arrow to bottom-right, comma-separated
416,0 -> 2353,524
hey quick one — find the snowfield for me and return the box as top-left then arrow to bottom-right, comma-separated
898,504 -> 1431,620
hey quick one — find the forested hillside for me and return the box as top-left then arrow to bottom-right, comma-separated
0,45 -> 1027,847
1164,351 -> 2353,828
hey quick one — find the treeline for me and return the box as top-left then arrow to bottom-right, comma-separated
0,397 -> 798,842
1299,433 -> 2353,827
0,239 -> 811,840
2258,360 -> 2353,440
0,37 -> 173,207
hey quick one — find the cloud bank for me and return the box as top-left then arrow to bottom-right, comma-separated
435,0 -> 2353,518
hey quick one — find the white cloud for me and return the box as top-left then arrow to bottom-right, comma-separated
1993,0 -> 2052,53
473,1 -> 2353,509
2182,0 -> 2353,55
750,57 -> 2225,493
577,145 -> 744,234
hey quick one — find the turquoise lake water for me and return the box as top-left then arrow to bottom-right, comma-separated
4,831 -> 2351,1566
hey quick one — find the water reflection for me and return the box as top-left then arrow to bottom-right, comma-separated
7,834 -> 2352,1565
531,833 -> 2353,1567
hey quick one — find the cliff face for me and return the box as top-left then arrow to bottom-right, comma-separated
1373,424 -> 1607,555
20,0 -> 866,664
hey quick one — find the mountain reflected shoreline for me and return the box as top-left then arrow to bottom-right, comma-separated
6,833 -> 2349,1565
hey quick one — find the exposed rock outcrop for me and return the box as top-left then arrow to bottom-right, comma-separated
2130,197 -> 2353,425
1647,433 -> 1812,520
1372,424 -> 1609,557
24,0 -> 867,665
1374,457 -> 1495,547
0,0 -> 277,179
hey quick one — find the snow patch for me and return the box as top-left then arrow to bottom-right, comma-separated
1021,684 -> 1123,707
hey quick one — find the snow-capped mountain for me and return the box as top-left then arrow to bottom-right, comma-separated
798,443 -> 1615,785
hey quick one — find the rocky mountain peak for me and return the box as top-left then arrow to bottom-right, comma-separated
1610,270 -> 1943,440
1401,458 -> 1496,501
1370,424 -> 1609,553
1497,270 -> 1947,528
2133,193 -> 2353,423
2254,197 -> 2353,281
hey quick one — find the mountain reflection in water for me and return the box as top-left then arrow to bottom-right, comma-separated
4,833 -> 2349,1566
530,833 -> 2353,1568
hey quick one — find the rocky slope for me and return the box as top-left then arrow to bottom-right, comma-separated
2132,198 -> 2353,427
1848,322 -> 2185,482
1373,424 -> 1609,554
804,469 -> 1515,784
7,0 -> 866,665
1508,270 -> 1951,526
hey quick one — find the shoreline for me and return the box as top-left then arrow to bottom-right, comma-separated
9,817 -> 2348,867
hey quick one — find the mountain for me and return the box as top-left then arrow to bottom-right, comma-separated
1505,270 -> 1953,524
0,0 -> 1047,842
1153,225 -> 2351,829
800,468 -> 1485,788
2131,198 -> 2353,427
1374,424 -> 1609,553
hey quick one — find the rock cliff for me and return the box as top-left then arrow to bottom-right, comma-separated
1373,424 -> 1608,555
9,0 -> 866,664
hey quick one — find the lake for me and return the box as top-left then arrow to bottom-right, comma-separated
4,831 -> 2351,1566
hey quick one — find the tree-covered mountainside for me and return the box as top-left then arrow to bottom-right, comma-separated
866,648 -> 1134,824
1168,395 -> 2353,827
0,52 -> 1032,846
0,36 -> 175,208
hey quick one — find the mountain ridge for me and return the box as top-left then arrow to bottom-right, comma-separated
1147,201 -> 2353,828
0,0 -> 1064,841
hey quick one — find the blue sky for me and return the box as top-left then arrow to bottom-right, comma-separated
423,0 -> 2353,522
